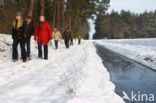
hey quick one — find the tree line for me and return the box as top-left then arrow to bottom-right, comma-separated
0,0 -> 110,39
93,10 -> 156,39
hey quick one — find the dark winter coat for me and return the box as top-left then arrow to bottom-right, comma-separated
62,31 -> 72,41
12,20 -> 24,40
23,21 -> 35,39
34,22 -> 53,45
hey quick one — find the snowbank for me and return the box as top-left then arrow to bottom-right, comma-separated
96,38 -> 156,70
0,34 -> 124,103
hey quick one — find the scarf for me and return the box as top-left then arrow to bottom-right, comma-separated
39,21 -> 45,29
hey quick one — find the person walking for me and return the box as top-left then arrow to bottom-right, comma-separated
70,33 -> 73,45
53,28 -> 62,49
62,28 -> 72,49
34,16 -> 52,60
23,16 -> 35,60
12,12 -> 27,62
77,34 -> 82,45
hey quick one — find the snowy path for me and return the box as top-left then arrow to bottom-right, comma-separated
0,34 -> 124,103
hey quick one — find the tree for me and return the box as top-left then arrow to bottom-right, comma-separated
18,0 -> 22,11
0,0 -> 111,38
52,0 -> 56,29
120,10 -> 133,24
0,0 -> 4,5
61,0 -> 65,32
27,0 -> 34,16
94,10 -> 156,39
52,0 -> 64,31
40,0 -> 44,16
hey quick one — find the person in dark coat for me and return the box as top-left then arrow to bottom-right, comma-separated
23,16 -> 35,60
12,12 -> 27,62
34,16 -> 53,60
62,28 -> 72,48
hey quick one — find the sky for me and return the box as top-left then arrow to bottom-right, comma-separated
108,0 -> 156,13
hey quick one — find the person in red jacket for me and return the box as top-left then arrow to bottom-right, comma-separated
34,16 -> 52,60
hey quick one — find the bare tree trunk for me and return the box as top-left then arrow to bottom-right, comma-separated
56,0 -> 61,29
52,0 -> 57,29
40,0 -> 44,16
68,14 -> 71,30
18,0 -> 22,11
27,0 -> 34,17
1,0 -> 4,5
61,0 -> 65,32
66,0 -> 71,30
74,16 -> 78,28
52,0 -> 65,32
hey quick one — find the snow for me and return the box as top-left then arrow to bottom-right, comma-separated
95,38 -> 156,70
0,34 -> 124,103
88,16 -> 96,40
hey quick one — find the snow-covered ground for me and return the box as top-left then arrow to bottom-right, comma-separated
0,34 -> 124,103
96,38 -> 156,70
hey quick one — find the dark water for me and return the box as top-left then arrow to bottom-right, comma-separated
94,43 -> 156,103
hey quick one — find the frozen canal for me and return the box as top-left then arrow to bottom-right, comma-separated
95,43 -> 156,103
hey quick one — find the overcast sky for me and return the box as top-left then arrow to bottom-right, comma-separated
108,0 -> 156,13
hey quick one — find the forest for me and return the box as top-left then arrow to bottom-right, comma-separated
94,10 -> 156,39
0,0 -> 110,39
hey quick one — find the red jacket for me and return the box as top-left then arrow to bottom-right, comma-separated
34,22 -> 52,45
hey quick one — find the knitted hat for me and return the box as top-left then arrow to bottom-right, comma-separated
16,12 -> 22,16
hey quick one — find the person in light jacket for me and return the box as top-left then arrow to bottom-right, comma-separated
53,28 -> 62,49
